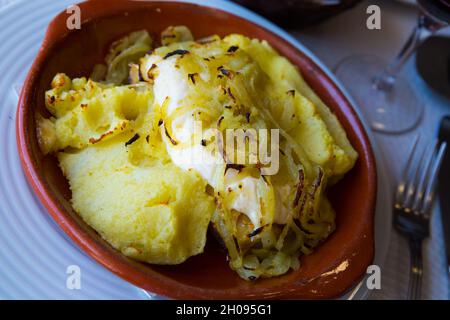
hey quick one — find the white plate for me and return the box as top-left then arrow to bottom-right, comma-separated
0,0 -> 392,299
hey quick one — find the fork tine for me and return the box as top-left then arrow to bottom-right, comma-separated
411,141 -> 438,213
404,141 -> 431,211
401,136 -> 428,210
420,141 -> 447,215
396,135 -> 420,207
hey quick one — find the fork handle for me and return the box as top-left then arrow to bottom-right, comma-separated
407,237 -> 423,300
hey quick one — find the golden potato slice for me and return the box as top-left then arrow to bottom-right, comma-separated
40,74 -> 153,151
58,134 -> 215,264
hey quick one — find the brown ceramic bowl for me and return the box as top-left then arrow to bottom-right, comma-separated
16,0 -> 376,299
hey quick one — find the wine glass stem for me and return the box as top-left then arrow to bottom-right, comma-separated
373,15 -> 428,92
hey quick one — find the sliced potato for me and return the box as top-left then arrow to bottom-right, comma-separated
59,135 -> 215,264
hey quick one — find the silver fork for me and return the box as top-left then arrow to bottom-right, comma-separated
393,136 -> 447,300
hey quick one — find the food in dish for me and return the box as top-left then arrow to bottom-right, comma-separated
36,26 -> 357,280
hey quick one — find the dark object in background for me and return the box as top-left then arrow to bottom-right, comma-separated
416,36 -> 450,99
232,0 -> 362,28
418,0 -> 450,25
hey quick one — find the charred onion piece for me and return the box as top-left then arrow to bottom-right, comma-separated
233,235 -> 240,253
293,170 -> 305,207
310,168 -> 324,199
217,66 -> 234,79
125,133 -> 140,147
163,49 -> 190,59
163,124 -> 178,145
247,225 -> 265,238
188,73 -> 198,84
217,116 -> 224,127
227,45 -> 239,53
293,218 -> 313,235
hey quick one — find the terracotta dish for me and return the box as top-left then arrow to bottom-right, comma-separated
16,0 -> 376,299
